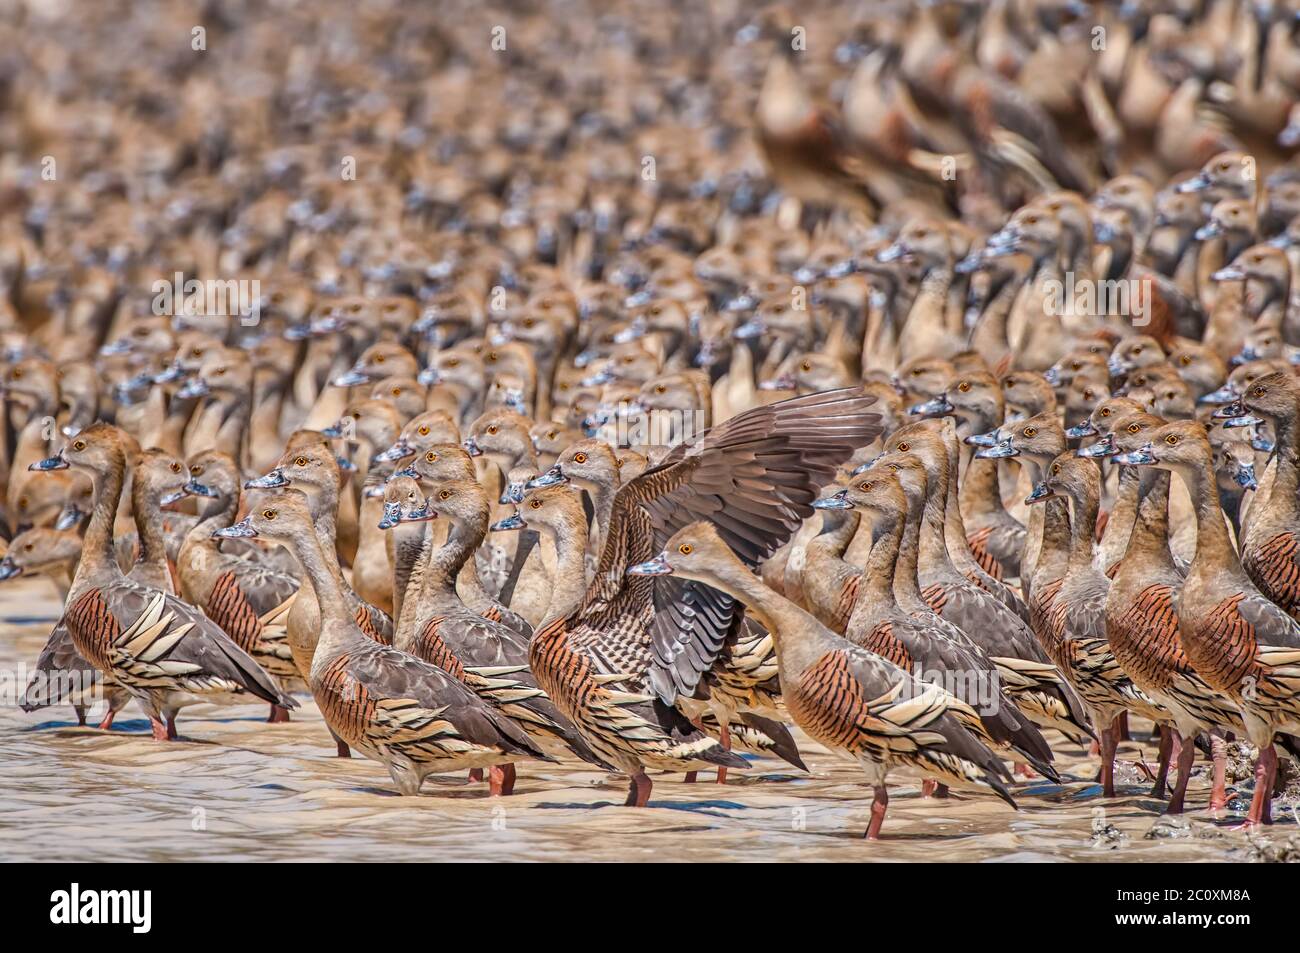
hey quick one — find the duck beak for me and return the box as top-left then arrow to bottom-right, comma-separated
30,451 -> 68,471
336,454 -> 356,472
733,318 -> 765,339
1211,398 -> 1247,420
1231,347 -> 1257,366
1234,461 -> 1259,490
1176,172 -> 1211,194
245,468 -> 288,489
159,488 -> 187,506
1194,221 -> 1222,241
812,489 -> 852,510
214,516 -> 257,539
400,502 -> 436,522
463,436 -> 483,457
759,374 -> 797,391
1043,366 -> 1062,387
526,464 -> 566,489
1076,433 -> 1116,458
824,259 -> 857,279
1114,443 -> 1156,466
377,501 -> 403,530
1107,356 -> 1130,376
910,394 -> 954,417
954,250 -> 986,274
363,484 -> 386,499
975,438 -> 1018,459
1199,384 -> 1238,404
581,367 -> 615,386
1252,434 -> 1275,453
491,511 -> 526,532
500,481 -> 525,504
0,557 -> 22,581
1212,264 -> 1246,282
876,241 -> 911,263
374,439 -> 414,463
332,367 -> 370,388
985,227 -> 1022,254
152,362 -> 187,384
177,377 -> 210,400
417,366 -> 441,385
1279,123 -> 1300,149
392,465 -> 419,480
321,420 -> 348,439
54,504 -> 83,530
99,339 -> 133,356
627,552 -> 674,576
965,428 -> 1002,447
1025,482 -> 1056,504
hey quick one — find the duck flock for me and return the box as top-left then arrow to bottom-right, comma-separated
4,0 -> 1300,842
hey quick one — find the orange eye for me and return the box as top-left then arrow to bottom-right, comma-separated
17,496 -> 27,509
439,490 -> 451,501
190,465 -> 203,475
170,462 -> 182,473
1165,434 -> 1179,445
800,361 -> 812,371
375,354 -> 386,363
294,456 -> 308,467
655,384 -> 667,394
529,499 -> 542,509
392,388 -> 402,396
1252,386 -> 1266,398
11,368 -> 22,379
574,452 -> 588,463
487,425 -> 499,435
446,359 -> 459,367
858,481 -> 870,491
1100,408 -> 1111,417
1127,424 -> 1140,434
957,381 -> 971,393
1051,464 -> 1061,475
1179,355 -> 1191,366
1023,427 -> 1037,437
678,544 -> 693,555
73,440 -> 86,451
418,426 -> 429,435
262,509 -> 276,520
425,451 -> 437,462
896,441 -> 910,451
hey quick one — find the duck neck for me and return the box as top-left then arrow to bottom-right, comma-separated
858,511 -> 903,606
538,514 -> 591,626
894,493 -> 929,609
289,525 -> 350,639
1177,455 -> 1244,577
131,477 -> 174,589
424,509 -> 486,604
182,489 -> 239,569
1122,471 -> 1176,572
807,508 -> 859,563
1065,485 -> 1099,574
71,449 -> 127,591
1034,496 -> 1072,581
916,465 -> 955,575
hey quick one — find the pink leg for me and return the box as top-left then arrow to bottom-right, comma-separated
267,704 -> 291,723
1099,719 -> 1119,797
468,768 -> 484,783
1245,745 -> 1277,827
150,716 -> 169,741
683,771 -> 698,784
1166,731 -> 1197,814
716,723 -> 731,785
1209,734 -> 1229,811
921,779 -> 950,798
1150,725 -> 1173,799
1014,763 -> 1036,779
865,785 -> 889,839
97,709 -> 117,731
489,763 -> 517,797
624,770 -> 652,807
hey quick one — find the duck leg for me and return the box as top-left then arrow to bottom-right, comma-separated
921,779 -> 950,798
96,709 -> 117,731
1165,731 -> 1197,815
74,706 -> 87,727
166,715 -> 179,740
683,772 -> 698,783
1149,725 -> 1173,799
865,785 -> 889,840
1209,733 -> 1229,810
489,764 -> 516,797
716,723 -> 731,785
1245,745 -> 1277,827
624,770 -> 652,807
150,716 -> 169,741
1099,718 -> 1119,797
468,768 -> 484,782
267,704 -> 291,723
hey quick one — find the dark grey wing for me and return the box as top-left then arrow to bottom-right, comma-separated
20,619 -> 104,710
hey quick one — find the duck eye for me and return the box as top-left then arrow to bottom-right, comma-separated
896,441 -> 910,451
858,481 -> 870,491
191,348 -> 203,357
529,499 -> 542,509
418,425 -> 430,435
11,368 -> 22,379
17,496 -> 27,509
73,440 -> 86,451
23,543 -> 32,551
1051,464 -> 1061,475
392,388 -> 402,396
1165,434 -> 1179,445
957,381 -> 971,392
1100,408 -> 1111,417
294,456 -> 308,467
800,361 -> 812,371
487,425 -> 499,435
655,385 -> 666,394
1071,362 -> 1082,370
190,465 -> 203,475
170,462 -> 182,473
262,509 -> 276,520
911,368 -> 923,376
446,359 -> 459,367
574,452 -> 588,464
439,490 -> 451,501
678,544 -> 693,555
425,451 -> 437,462
1179,355 -> 1191,365
1023,427 -> 1037,437
374,354 -> 385,363
1128,424 -> 1140,433
1252,386 -> 1266,398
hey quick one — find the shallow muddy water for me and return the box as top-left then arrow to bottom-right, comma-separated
1,577 -> 1295,862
